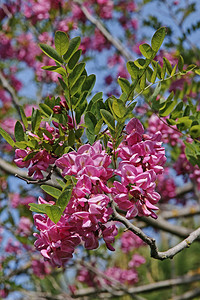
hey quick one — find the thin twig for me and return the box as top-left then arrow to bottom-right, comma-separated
0,157 -> 60,188
0,71 -> 21,119
110,198 -> 200,260
72,273 -> 200,298
72,0 -> 134,61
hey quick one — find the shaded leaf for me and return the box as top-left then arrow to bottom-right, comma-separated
69,62 -> 85,87
31,109 -> 41,133
100,109 -> 115,130
84,111 -> 97,133
189,125 -> 200,138
63,36 -> 81,62
178,55 -> 184,72
19,106 -> 28,129
15,121 -> 24,142
68,49 -> 82,70
57,186 -> 73,212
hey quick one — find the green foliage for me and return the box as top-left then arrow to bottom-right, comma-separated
0,127 -> 15,147
55,31 -> 69,56
14,121 -> 25,142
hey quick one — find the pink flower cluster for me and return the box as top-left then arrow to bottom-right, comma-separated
33,141 -> 118,266
33,118 -> 165,266
31,258 -> 51,278
14,149 -> 56,179
148,114 -> 181,146
120,231 -> 145,253
34,213 -> 81,267
77,254 -> 145,287
112,118 -> 166,219
156,168 -> 176,202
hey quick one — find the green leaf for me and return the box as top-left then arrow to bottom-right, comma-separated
161,59 -> 166,80
118,78 -> 130,94
178,55 -> 184,72
186,64 -> 196,72
41,185 -> 62,199
151,27 -> 166,52
14,121 -> 24,142
84,111 -> 97,133
134,58 -> 147,69
56,179 -> 66,189
94,118 -> 103,135
45,205 -> 62,224
39,103 -> 53,117
42,65 -> 66,77
23,151 -> 37,162
71,75 -> 86,96
39,43 -> 63,64
58,77 -> 67,91
68,129 -> 75,146
163,57 -> 172,75
29,203 -> 52,214
140,73 -> 146,90
151,61 -> 158,83
170,102 -> 184,119
139,43 -> 154,59
69,62 -> 85,87
100,109 -> 115,130
189,125 -> 200,138
159,100 -> 177,117
195,69 -> 200,75
87,92 -> 103,111
112,98 -> 126,118
31,109 -> 41,133
63,36 -> 81,62
184,142 -> 198,166
171,64 -> 177,76
55,31 -> 69,56
127,61 -> 139,79
177,116 -> 192,130
0,127 -> 15,147
82,74 -> 96,94
57,186 -> 73,212
86,128 -> 95,144
19,106 -> 28,129
68,49 -> 82,70
15,141 -> 28,149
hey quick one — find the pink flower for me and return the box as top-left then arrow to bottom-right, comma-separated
34,214 -> 81,267
121,231 -> 145,253
17,217 -> 33,236
31,259 -> 51,278
128,254 -> 146,268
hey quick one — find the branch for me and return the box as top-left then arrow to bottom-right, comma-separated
161,205 -> 200,219
171,287 -> 200,300
110,199 -> 200,260
0,71 -> 21,118
80,261 -> 146,300
72,0 -> 134,61
0,157 -> 60,188
138,215 -> 199,239
72,273 -> 200,298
